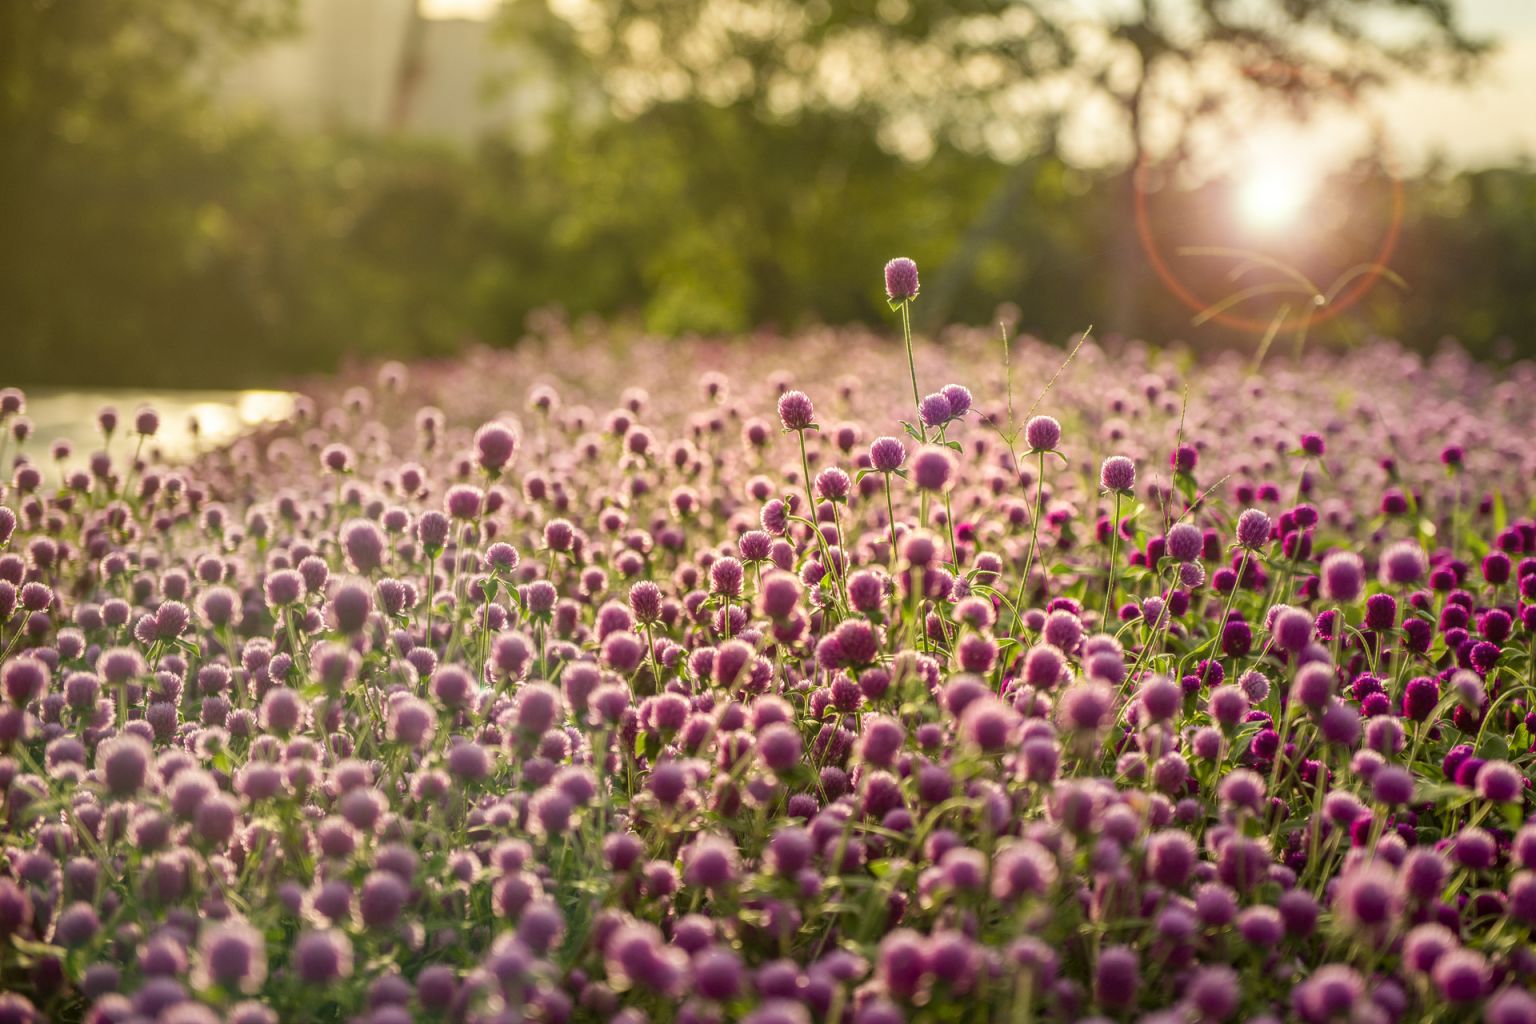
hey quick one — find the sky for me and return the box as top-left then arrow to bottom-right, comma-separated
420,0 -> 1536,169
1373,0 -> 1536,167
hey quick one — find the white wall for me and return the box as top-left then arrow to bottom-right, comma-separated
216,0 -> 540,143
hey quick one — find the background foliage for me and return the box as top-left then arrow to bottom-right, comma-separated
1,0 -> 1531,388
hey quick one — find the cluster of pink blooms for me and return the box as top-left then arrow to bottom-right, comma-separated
0,288 -> 1535,1024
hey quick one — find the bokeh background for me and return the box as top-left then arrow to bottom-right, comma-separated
2,0 -> 1534,388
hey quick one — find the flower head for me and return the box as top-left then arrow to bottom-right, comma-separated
884,257 -> 920,301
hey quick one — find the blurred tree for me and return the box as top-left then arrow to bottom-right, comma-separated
0,0 -> 1528,387
0,0 -> 297,382
491,0 -> 1078,332
494,0 -> 1488,334
0,0 -> 496,386
1071,0 -> 1487,333
1374,163 -> 1536,355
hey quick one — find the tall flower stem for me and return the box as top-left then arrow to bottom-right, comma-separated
899,301 -> 924,445
899,300 -> 931,529
797,431 -> 838,588
829,501 -> 848,580
118,434 -> 147,501
1104,491 -> 1122,618
1007,450 -> 1047,636
1182,548 -> 1251,674
943,488 -> 960,569
643,620 -> 660,688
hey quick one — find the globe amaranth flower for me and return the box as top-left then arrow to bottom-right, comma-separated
1100,455 -> 1135,493
884,257 -> 919,301
194,920 -> 267,994
815,466 -> 852,502
1474,759 -> 1523,803
1236,507 -> 1272,548
98,734 -> 152,797
941,383 -> 972,417
869,436 -> 907,473
1095,945 -> 1140,1009
473,420 -> 518,474
293,930 -> 353,985
1379,540 -> 1428,586
709,557 -> 745,597
1,657 -> 48,705
911,445 -> 956,492
1166,523 -> 1203,563
1432,948 -> 1489,1002
777,391 -> 816,432
1024,415 -> 1060,452
918,392 -> 953,428
445,484 -> 483,520
1320,550 -> 1366,603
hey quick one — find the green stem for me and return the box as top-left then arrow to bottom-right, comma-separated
1007,450 -> 1047,636
1104,491 -> 1122,620
798,430 -> 842,599
117,434 -> 146,501
942,488 -> 959,568
899,300 -> 925,442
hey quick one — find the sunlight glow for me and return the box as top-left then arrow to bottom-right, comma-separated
1237,161 -> 1314,232
421,0 -> 501,19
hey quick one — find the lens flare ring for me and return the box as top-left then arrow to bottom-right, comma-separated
1131,67 -> 1407,337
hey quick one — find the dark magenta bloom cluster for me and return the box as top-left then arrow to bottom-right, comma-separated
0,322 -> 1535,1024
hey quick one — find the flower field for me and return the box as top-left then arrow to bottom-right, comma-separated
2,305 -> 1535,1023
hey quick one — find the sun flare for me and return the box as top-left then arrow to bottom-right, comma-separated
1237,161 -> 1314,231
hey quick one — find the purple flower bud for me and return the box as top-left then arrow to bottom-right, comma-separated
884,257 -> 919,301
918,392 -> 952,428
1024,415 -> 1060,452
97,734 -> 150,797
870,436 -> 907,473
341,519 -> 387,574
1094,946 -> 1139,1009
777,391 -> 815,432
1100,456 -> 1135,492
293,930 -> 352,985
1236,507 -> 1271,548
473,420 -> 519,473
1320,550 -> 1365,603
910,445 -> 955,492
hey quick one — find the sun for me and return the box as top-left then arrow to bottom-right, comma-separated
1237,161 -> 1314,232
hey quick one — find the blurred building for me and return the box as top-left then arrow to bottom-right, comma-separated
216,0 -> 545,144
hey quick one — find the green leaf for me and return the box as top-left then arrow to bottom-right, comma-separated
8,936 -> 64,962
1476,733 -> 1510,761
